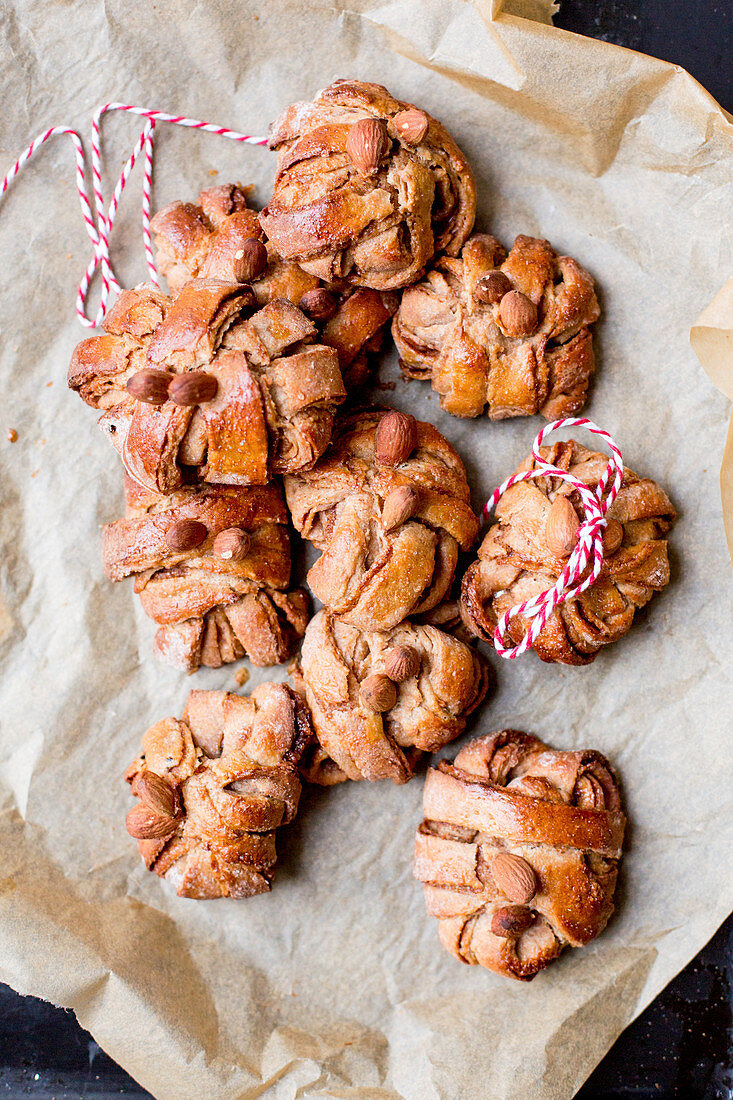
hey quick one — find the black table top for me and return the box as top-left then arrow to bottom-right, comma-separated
2,2 -> 731,1097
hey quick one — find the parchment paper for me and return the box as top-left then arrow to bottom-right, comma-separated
0,2 -> 731,1098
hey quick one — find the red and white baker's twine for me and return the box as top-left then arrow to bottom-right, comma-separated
483,418 -> 625,660
0,104 -> 269,328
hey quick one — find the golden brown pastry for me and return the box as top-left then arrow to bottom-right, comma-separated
460,439 -> 675,664
414,729 -> 625,980
102,475 -> 309,671
413,599 -> 474,644
260,79 -> 476,290
150,183 -> 266,291
393,234 -> 599,419
284,408 -> 479,631
151,182 -> 399,390
298,609 -> 488,784
68,280 -> 345,493
125,683 -> 312,899
317,286 -> 399,391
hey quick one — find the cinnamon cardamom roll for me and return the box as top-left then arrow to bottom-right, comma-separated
260,79 -> 476,290
415,729 -> 626,980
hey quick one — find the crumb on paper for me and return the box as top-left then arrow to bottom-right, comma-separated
376,379 -> 396,391
208,169 -> 218,176
7,428 -> 17,443
234,666 -> 250,688
46,381 -> 53,387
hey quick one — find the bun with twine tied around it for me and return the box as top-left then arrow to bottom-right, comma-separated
459,418 -> 675,664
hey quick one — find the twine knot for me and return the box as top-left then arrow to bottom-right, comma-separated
482,417 -> 625,659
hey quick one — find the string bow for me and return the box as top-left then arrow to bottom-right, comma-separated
482,417 -> 625,659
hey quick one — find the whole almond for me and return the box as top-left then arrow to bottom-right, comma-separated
384,645 -> 420,682
126,368 -> 171,405
545,495 -> 580,557
360,673 -> 397,713
126,803 -> 177,841
490,905 -> 535,938
299,288 -> 338,321
168,370 -> 218,406
136,771 -> 179,819
382,485 -> 419,531
491,852 -> 538,904
375,410 -> 417,466
498,290 -> 538,337
475,270 -> 512,306
346,118 -> 389,174
602,518 -> 624,556
165,518 -> 208,553
392,108 -> 428,145
213,527 -> 251,562
234,237 -> 268,283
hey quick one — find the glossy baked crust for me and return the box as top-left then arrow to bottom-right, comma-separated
102,475 -> 309,671
150,183 -> 265,291
284,408 -> 479,631
393,234 -> 600,419
125,684 -> 312,899
298,609 -> 488,784
151,183 -> 399,390
460,439 -> 675,664
68,281 -> 345,493
260,79 -> 476,290
414,729 -> 626,980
